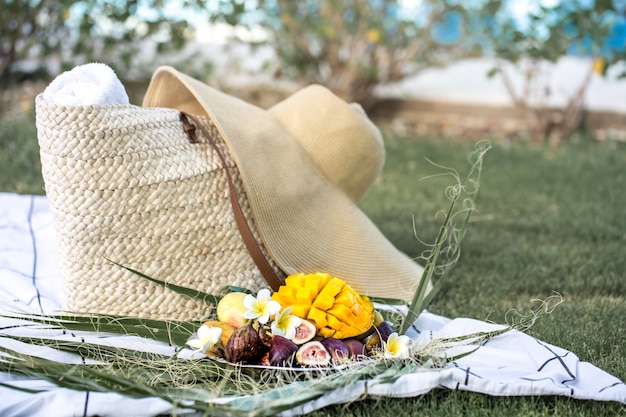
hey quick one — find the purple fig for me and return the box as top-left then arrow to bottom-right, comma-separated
365,321 -> 394,354
295,341 -> 331,366
291,319 -> 317,345
269,335 -> 298,366
225,323 -> 267,364
320,337 -> 350,364
343,339 -> 366,360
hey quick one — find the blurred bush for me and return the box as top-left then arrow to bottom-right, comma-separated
209,0 -> 478,110
1,0 -> 206,89
212,0 -> 626,142
2,0 -> 625,142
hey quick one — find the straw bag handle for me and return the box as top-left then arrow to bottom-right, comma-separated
179,112 -> 286,291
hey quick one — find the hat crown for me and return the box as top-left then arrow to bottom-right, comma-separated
268,85 -> 384,203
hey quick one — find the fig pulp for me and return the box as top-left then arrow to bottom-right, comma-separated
269,335 -> 298,366
320,337 -> 349,364
295,341 -> 331,366
292,319 -> 316,344
225,323 -> 266,364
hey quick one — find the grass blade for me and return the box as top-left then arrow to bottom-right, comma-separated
401,141 -> 491,334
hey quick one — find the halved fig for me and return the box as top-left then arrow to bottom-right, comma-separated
295,341 -> 331,366
292,319 -> 316,345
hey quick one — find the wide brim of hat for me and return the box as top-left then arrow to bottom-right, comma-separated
142,66 -> 424,301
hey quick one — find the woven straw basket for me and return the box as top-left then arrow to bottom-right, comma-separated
36,98 -> 280,320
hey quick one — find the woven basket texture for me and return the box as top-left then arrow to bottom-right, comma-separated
36,98 -> 278,320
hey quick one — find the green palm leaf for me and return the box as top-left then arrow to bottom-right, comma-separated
3,313 -> 196,346
107,260 -> 222,306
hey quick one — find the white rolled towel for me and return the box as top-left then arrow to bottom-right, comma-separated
41,63 -> 130,105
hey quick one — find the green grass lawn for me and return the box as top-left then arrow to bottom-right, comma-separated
1,114 -> 625,416
346,133 -> 626,417
0,113 -> 42,194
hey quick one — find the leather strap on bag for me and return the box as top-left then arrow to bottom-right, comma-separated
179,112 -> 286,291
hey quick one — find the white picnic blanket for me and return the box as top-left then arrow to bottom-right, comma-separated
1,192 -> 625,417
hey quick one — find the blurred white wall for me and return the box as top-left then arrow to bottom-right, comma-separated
375,57 -> 626,114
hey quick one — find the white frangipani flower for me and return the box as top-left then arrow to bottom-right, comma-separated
243,288 -> 281,324
383,332 -> 410,359
270,307 -> 302,340
187,324 -> 223,354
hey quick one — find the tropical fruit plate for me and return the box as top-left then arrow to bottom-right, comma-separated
189,272 -> 408,370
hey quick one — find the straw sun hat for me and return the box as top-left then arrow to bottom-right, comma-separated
142,66 -> 425,302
